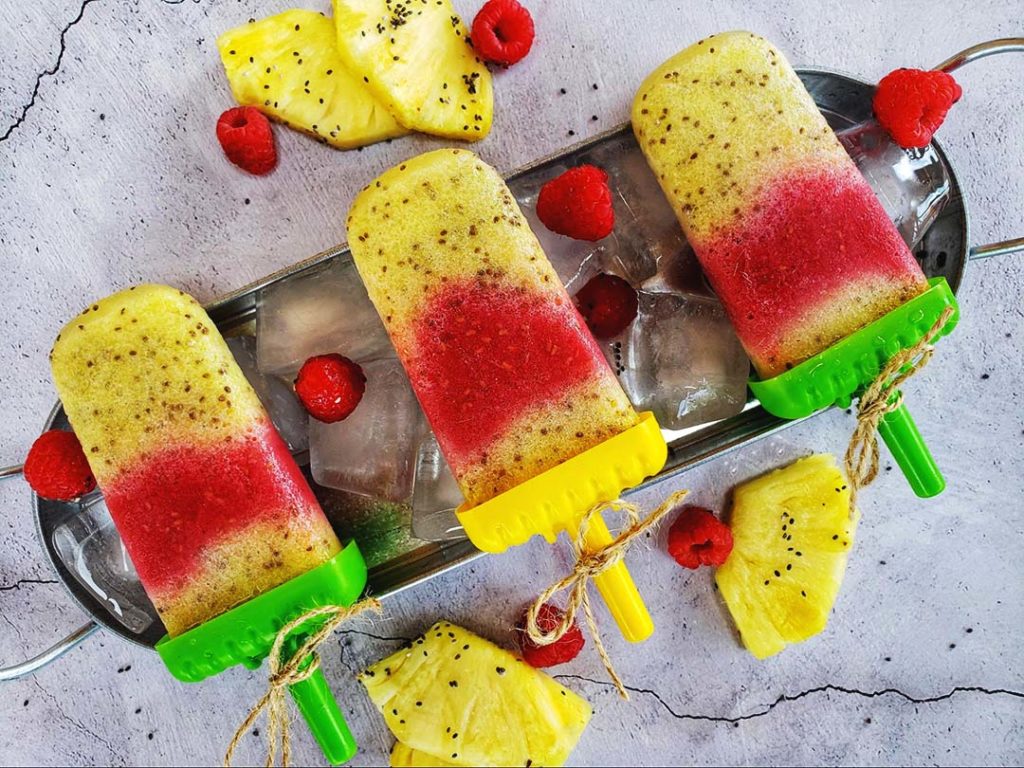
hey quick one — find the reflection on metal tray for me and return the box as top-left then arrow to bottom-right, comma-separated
27,69 -> 974,657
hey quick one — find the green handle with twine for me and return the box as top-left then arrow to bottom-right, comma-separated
156,542 -> 372,767
878,401 -> 945,498
750,277 -> 959,499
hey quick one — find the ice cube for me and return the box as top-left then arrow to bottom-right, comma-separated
309,358 -> 422,503
837,120 -> 951,247
256,257 -> 391,376
226,335 -> 309,453
578,135 -> 676,285
51,495 -> 156,634
625,291 -> 750,430
639,238 -> 713,297
410,433 -> 466,542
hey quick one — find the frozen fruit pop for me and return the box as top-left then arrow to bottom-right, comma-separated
347,149 -> 638,508
50,285 -> 340,636
632,32 -> 928,378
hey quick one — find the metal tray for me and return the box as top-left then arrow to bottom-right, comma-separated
4,66 -> 1021,679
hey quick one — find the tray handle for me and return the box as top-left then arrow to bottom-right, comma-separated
0,621 -> 100,681
935,38 -> 1024,73
969,237 -> 1024,261
0,464 -> 102,680
0,464 -> 24,480
930,40 -> 1024,265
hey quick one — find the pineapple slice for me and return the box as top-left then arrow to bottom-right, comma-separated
360,621 -> 591,767
389,742 -> 458,767
332,0 -> 493,140
217,10 -> 406,149
716,454 -> 859,659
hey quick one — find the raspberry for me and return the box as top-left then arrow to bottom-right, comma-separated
23,430 -> 96,501
294,354 -> 367,423
667,505 -> 733,569
471,0 -> 535,67
574,273 -> 638,339
536,165 -> 615,241
216,106 -> 277,175
873,68 -> 962,149
516,603 -> 585,668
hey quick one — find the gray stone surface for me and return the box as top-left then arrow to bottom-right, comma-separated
1,1 -> 1022,765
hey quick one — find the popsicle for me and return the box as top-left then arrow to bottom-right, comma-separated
348,150 -> 637,507
49,285 -> 341,637
632,31 -> 928,378
347,149 -> 667,642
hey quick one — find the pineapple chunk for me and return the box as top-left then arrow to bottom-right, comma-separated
360,621 -> 591,767
390,742 -> 458,767
715,454 -> 859,659
332,0 -> 493,140
217,10 -> 406,149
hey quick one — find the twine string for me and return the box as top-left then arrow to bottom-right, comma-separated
525,489 -> 689,700
843,306 -> 955,509
223,598 -> 382,768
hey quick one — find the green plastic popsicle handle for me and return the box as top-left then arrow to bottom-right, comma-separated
289,662 -> 358,765
877,400 -> 946,498
156,543 -> 368,766
749,278 -> 960,497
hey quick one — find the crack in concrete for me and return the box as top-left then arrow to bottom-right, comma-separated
0,0 -> 102,143
0,611 -> 26,644
555,674 -> 1024,723
335,629 -> 414,644
337,647 -> 359,678
0,578 -> 58,592
335,630 -> 411,677
30,679 -> 124,764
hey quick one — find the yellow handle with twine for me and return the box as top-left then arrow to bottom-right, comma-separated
525,490 -> 688,699
458,412 -> 670,642
224,598 -> 381,768
565,505 -> 654,645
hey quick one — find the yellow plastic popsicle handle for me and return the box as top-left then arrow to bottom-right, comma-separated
566,511 -> 655,643
457,412 -> 668,643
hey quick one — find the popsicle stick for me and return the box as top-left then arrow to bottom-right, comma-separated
289,665 -> 358,766
877,401 -> 946,498
567,512 -> 655,644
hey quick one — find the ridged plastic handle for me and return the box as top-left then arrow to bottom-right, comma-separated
288,663 -> 357,765
567,512 -> 654,643
877,401 -> 945,498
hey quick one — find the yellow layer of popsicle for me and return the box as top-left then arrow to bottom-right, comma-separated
51,285 -> 264,484
347,149 -> 564,342
632,31 -> 848,241
153,518 -> 339,636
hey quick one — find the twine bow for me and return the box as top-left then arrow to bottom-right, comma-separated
224,598 -> 382,768
843,306 -> 956,509
525,489 -> 689,700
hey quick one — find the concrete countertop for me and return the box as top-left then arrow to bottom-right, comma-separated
1,1 -> 1022,765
